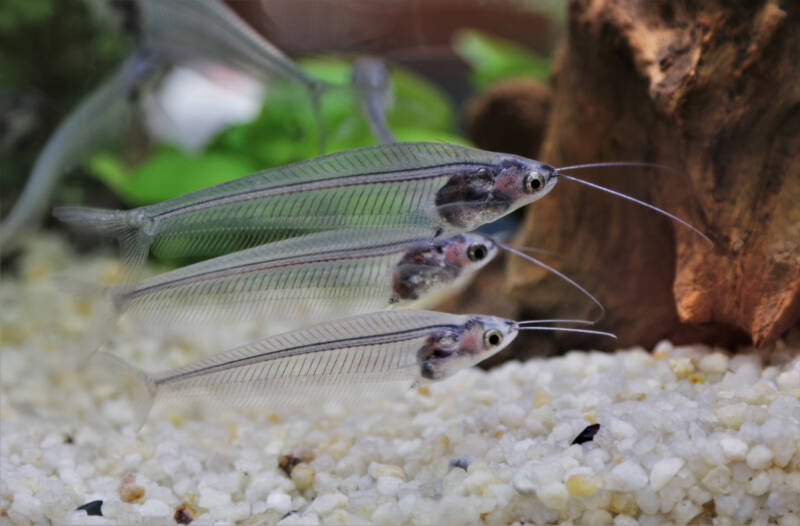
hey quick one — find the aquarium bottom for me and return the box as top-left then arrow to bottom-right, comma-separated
1,235 -> 799,525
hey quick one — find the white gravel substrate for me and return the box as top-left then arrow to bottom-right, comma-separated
2,236 -> 800,525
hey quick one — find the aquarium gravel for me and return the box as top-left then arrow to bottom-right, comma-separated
2,236 -> 800,525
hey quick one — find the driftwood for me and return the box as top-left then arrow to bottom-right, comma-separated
465,79 -> 551,157
494,0 -> 800,350
231,0 -> 798,352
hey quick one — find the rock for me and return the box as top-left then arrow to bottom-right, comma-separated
699,353 -> 729,374
701,466 -> 731,494
291,463 -> 315,490
566,474 -> 602,497
608,461 -> 649,492
746,445 -> 774,470
266,493 -> 292,516
536,482 -> 568,511
310,492 -> 347,515
719,436 -> 749,461
139,499 -> 170,517
649,458 -> 684,491
367,462 -> 406,481
376,476 -> 404,497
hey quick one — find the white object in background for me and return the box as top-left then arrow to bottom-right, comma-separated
144,62 -> 264,152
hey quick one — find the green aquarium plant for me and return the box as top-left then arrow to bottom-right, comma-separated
453,29 -> 550,89
90,57 -> 465,207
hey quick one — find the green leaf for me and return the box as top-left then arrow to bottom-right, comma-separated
89,147 -> 257,206
453,29 -> 550,88
213,56 -> 458,160
88,152 -> 129,195
387,69 -> 454,133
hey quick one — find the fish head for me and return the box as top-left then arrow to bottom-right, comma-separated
439,233 -> 499,273
416,316 -> 518,380
434,155 -> 558,230
389,234 -> 497,302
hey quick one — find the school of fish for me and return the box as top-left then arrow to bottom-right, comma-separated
2,0 -> 713,429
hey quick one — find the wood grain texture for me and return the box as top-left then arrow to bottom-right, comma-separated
507,0 -> 799,349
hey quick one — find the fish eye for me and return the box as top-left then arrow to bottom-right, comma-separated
467,244 -> 488,261
524,172 -> 546,193
483,329 -> 503,347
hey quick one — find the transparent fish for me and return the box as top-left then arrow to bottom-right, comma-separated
54,141 -> 710,275
0,50 -> 166,252
95,310 -> 518,429
86,229 -> 499,352
98,310 -> 616,429
130,0 -> 327,146
351,56 -> 395,144
52,142 -> 539,271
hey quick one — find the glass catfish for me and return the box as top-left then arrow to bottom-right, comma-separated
55,141 -> 710,273
83,229 -> 499,354
53,142 -> 561,269
94,310 -> 614,430
0,50 -> 167,252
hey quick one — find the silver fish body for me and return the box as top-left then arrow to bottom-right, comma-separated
107,229 -> 498,330
54,142 -> 556,271
0,50 -> 166,251
96,310 -> 518,429
352,56 -> 395,144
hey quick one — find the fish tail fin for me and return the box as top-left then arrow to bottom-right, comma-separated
92,351 -> 158,431
52,206 -> 151,280
54,276 -> 132,360
52,206 -> 130,235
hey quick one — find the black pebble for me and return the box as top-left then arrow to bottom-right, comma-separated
281,510 -> 298,520
76,500 -> 103,516
571,423 -> 601,445
448,456 -> 475,471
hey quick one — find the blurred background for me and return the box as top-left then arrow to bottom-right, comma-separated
0,0 -> 562,266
